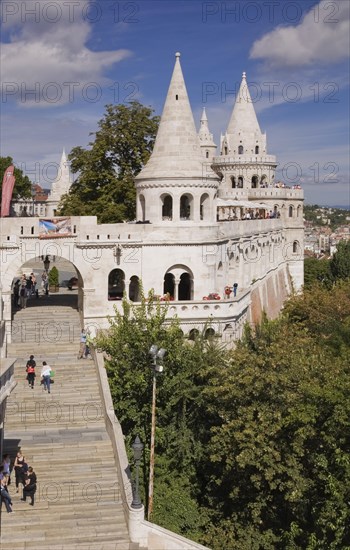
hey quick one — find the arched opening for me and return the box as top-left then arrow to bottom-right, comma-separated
163,272 -> 175,298
260,175 -> 267,187
179,272 -> 191,300
139,194 -> 145,221
255,146 -> 259,154
204,327 -> 215,340
129,275 -> 140,302
231,176 -> 236,188
205,151 -> 209,158
224,146 -> 228,155
297,205 -> 301,217
289,205 -> 294,218
251,175 -> 258,188
293,241 -> 299,253
162,194 -> 173,221
238,176 -> 243,188
238,145 -> 244,155
200,193 -> 210,221
108,269 -> 125,300
188,328 -> 200,341
180,194 -> 193,220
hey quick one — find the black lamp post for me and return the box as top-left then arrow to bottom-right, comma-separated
147,344 -> 166,520
131,435 -> 144,509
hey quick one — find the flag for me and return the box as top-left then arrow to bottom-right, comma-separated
1,165 -> 16,217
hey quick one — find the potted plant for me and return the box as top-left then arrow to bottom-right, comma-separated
48,266 -> 59,292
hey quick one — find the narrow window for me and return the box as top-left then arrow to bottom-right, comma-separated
255,146 -> 259,154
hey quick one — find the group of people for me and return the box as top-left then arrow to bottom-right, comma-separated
26,354 -> 53,393
0,451 -> 37,512
224,283 -> 239,299
13,271 -> 49,309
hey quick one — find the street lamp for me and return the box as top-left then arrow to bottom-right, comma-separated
43,255 -> 50,273
148,344 -> 166,521
131,435 -> 144,509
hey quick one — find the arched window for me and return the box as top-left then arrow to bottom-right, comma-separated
189,328 -> 199,341
204,327 -> 215,340
238,176 -> 243,188
200,193 -> 210,221
231,176 -> 236,188
293,241 -> 299,253
129,276 -> 140,302
162,194 -> 173,220
180,194 -> 193,220
297,205 -> 301,217
224,146 -> 228,155
251,175 -> 258,188
163,272 -> 175,298
289,205 -> 293,218
108,269 -> 125,300
238,145 -> 244,155
139,194 -> 145,221
255,146 -> 259,154
206,151 -> 209,158
179,272 -> 191,300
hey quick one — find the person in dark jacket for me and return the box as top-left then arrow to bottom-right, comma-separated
26,355 -> 36,388
21,466 -> 37,506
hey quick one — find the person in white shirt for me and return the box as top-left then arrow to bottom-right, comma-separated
41,361 -> 51,393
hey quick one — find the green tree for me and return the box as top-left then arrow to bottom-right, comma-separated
58,102 -> 159,222
330,240 -> 350,281
304,257 -> 332,289
0,156 -> 32,200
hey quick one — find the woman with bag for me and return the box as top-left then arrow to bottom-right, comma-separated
41,361 -> 52,393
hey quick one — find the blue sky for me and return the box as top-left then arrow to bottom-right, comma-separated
1,0 -> 349,207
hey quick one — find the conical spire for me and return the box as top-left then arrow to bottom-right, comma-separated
198,108 -> 216,146
49,149 -> 71,200
137,53 -> 217,180
226,72 -> 262,136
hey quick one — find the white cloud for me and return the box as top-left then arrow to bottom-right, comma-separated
1,0 -> 132,106
250,0 -> 350,68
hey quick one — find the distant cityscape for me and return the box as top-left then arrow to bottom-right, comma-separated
304,205 -> 350,258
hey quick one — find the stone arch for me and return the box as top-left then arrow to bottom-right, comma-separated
297,204 -> 301,217
164,264 -> 194,301
180,194 -> 193,220
293,240 -> 299,253
129,275 -> 140,302
289,205 -> 294,218
108,268 -> 125,300
255,145 -> 259,154
238,176 -> 243,188
200,193 -> 210,221
231,176 -> 237,188
161,193 -> 173,221
238,145 -> 244,155
260,174 -> 267,186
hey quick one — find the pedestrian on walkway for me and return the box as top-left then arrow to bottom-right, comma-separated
26,355 -> 36,389
78,329 -> 87,359
21,467 -> 37,506
41,361 -> 51,393
0,477 -> 13,513
13,451 -> 26,493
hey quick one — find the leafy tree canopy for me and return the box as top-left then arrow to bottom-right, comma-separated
330,240 -> 350,281
58,102 -> 159,223
0,156 -> 32,200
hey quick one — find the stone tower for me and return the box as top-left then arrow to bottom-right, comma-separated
46,149 -> 72,216
198,107 -> 217,161
214,72 -> 277,194
135,53 -> 219,224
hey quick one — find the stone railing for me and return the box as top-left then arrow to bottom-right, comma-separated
218,188 -> 303,200
213,154 -> 277,165
92,349 -> 211,549
0,358 -> 17,406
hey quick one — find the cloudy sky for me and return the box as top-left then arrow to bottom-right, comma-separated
1,0 -> 349,207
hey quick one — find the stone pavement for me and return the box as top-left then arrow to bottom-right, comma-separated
1,300 -> 139,550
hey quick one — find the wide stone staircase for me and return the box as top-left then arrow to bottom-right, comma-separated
1,297 -> 138,549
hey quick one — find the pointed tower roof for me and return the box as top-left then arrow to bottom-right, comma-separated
198,107 -> 216,147
226,72 -> 262,136
49,149 -> 71,200
136,53 -> 217,180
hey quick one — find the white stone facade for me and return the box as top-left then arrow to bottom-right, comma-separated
0,54 -> 304,342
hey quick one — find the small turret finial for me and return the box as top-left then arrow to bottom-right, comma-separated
175,52 -> 181,58
242,71 -> 246,79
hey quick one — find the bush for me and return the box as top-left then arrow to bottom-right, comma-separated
48,266 -> 59,287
